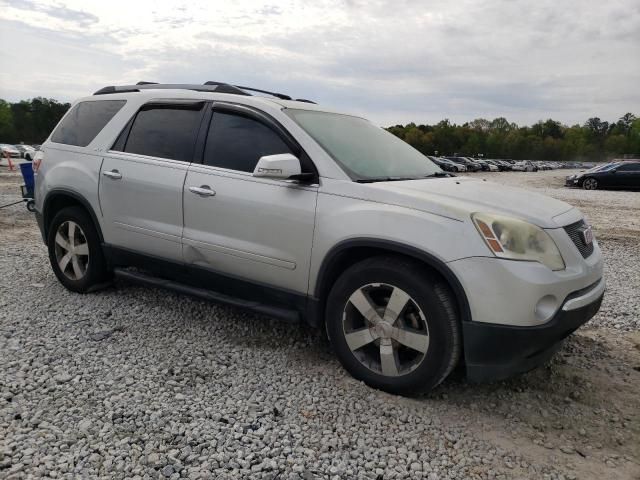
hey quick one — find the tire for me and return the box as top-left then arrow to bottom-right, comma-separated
26,200 -> 35,212
582,177 -> 598,190
325,256 -> 461,395
47,206 -> 110,292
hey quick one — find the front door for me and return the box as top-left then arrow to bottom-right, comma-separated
182,104 -> 318,296
615,162 -> 640,188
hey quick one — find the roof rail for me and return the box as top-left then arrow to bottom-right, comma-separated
93,82 -> 249,96
94,81 -> 315,103
225,84 -> 292,100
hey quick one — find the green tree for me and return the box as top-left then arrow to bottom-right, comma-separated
0,100 -> 15,141
0,97 -> 70,144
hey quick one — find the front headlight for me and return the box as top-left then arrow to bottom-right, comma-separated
472,213 -> 565,271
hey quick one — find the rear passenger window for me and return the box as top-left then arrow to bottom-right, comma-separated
51,100 -> 125,147
122,104 -> 204,162
203,111 -> 292,172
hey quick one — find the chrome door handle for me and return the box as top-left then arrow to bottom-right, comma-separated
102,169 -> 122,180
189,185 -> 216,197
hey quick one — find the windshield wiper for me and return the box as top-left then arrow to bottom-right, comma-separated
423,171 -> 454,178
356,172 -> 454,183
355,176 -> 420,183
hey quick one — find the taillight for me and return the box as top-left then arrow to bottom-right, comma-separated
33,151 -> 43,173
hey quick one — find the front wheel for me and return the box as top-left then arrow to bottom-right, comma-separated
325,256 -> 461,395
582,177 -> 598,190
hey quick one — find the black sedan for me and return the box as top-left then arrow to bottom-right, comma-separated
565,161 -> 640,190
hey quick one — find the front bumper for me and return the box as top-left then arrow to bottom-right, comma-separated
565,177 -> 580,187
35,210 -> 46,243
463,281 -> 604,382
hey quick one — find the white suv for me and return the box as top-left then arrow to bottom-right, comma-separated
33,82 -> 605,394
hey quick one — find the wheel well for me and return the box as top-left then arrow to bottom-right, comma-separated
314,242 -> 471,328
43,192 -> 103,242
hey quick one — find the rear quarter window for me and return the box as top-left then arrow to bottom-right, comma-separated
51,100 -> 126,147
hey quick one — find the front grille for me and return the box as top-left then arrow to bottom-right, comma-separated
563,220 -> 594,258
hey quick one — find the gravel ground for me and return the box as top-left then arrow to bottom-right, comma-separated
1,167 -> 639,480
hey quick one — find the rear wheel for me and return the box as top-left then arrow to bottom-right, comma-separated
326,256 -> 460,395
47,206 -> 110,292
583,177 -> 598,190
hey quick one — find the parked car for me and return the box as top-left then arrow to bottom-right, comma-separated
512,160 -> 537,172
446,156 -> 481,172
428,156 -> 465,172
34,82 -> 605,395
535,161 -> 552,171
497,160 -> 514,171
488,160 -> 512,171
565,161 -> 640,190
477,159 -> 498,172
0,143 -> 20,159
15,144 -> 37,160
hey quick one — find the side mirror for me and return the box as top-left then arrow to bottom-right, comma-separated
253,153 -> 302,180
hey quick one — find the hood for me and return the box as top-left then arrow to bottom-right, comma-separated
363,176 -> 576,228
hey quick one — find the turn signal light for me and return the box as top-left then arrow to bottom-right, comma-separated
475,219 -> 504,253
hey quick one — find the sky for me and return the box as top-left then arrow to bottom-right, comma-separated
0,0 -> 639,127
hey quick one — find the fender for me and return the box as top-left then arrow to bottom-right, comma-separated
42,188 -> 104,243
313,238 -> 472,324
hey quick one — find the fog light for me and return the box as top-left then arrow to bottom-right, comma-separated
535,295 -> 558,322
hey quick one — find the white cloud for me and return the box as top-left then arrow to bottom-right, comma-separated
0,0 -> 638,126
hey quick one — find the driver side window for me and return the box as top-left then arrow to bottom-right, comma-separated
618,163 -> 640,172
203,111 -> 293,173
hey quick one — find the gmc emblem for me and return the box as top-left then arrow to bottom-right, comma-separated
581,225 -> 593,246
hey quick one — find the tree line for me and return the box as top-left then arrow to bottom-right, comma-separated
0,98 -> 71,145
0,97 -> 638,161
387,114 -> 639,161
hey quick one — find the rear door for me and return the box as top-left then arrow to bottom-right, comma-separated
99,100 -> 206,262
182,103 -> 318,295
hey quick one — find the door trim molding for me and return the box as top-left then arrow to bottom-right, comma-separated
183,237 -> 296,270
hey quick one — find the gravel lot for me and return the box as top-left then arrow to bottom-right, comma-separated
1,167 -> 639,480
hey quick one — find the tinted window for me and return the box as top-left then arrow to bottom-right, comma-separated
51,100 -> 125,147
203,111 -> 292,172
617,163 -> 640,172
123,105 -> 203,162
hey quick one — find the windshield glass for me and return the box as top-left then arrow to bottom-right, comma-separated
589,163 -> 618,172
285,109 -> 440,181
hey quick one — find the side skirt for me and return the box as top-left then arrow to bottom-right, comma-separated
104,245 -> 308,324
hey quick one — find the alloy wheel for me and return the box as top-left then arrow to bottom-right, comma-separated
54,221 -> 90,280
342,283 -> 429,377
583,178 -> 597,190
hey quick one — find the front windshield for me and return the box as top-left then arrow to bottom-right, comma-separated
285,109 -> 441,181
589,163 -> 618,172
